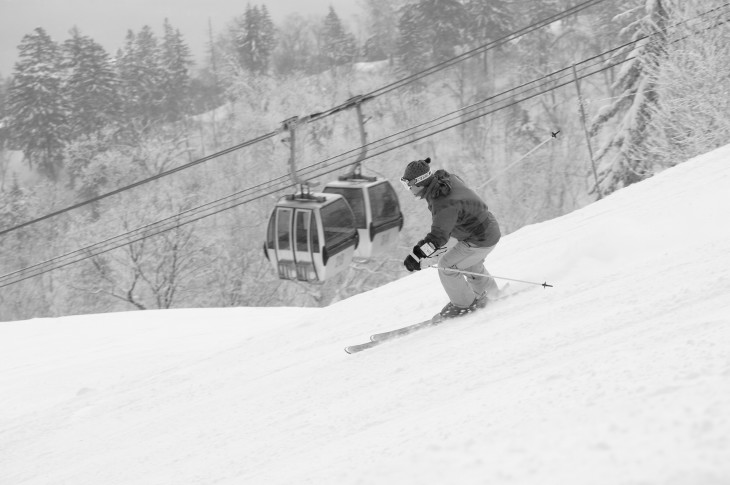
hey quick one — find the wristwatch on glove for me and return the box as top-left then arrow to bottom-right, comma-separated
403,239 -> 437,272
413,239 -> 437,259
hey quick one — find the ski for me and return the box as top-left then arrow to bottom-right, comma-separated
343,339 -> 386,354
344,314 -> 442,354
344,285 -> 527,354
370,314 -> 443,341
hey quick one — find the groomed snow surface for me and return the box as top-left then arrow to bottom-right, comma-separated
2,145 -> 730,485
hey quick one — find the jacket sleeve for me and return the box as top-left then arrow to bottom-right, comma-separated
425,202 -> 458,248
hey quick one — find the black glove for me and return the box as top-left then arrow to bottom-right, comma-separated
413,239 -> 435,259
404,254 -> 421,272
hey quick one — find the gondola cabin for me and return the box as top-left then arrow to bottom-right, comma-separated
323,177 -> 403,260
264,192 -> 359,282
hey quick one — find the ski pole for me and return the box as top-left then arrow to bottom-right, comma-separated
477,130 -> 560,190
426,265 -> 553,288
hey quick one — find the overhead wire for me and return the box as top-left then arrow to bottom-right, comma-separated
311,0 -> 611,113
293,2 -> 730,180
0,129 -> 280,237
0,49 -> 650,288
296,55 -> 628,182
2,2 -> 727,288
0,0 -> 612,238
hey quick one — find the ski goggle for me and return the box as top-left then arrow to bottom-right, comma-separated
399,169 -> 432,190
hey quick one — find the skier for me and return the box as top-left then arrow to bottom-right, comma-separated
401,157 -> 501,318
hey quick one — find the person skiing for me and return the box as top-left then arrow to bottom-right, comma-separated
401,157 -> 501,318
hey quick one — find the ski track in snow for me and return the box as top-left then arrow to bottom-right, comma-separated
1,145 -> 730,484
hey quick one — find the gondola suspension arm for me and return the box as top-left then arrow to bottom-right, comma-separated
343,95 -> 374,179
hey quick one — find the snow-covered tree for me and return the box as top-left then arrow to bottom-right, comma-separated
589,0 -> 642,52
116,26 -> 166,129
320,6 -> 357,69
258,6 -> 276,70
6,27 -> 68,179
516,0 -> 565,24
272,14 -> 316,76
634,0 -> 730,168
464,0 -> 514,46
160,19 -> 194,121
396,0 -> 467,74
62,27 -> 122,138
0,73 -> 7,117
235,5 -> 276,75
512,0 -> 565,77
0,74 -> 8,147
589,0 -> 669,193
462,0 -> 514,89
396,3 -> 430,75
361,0 -> 403,62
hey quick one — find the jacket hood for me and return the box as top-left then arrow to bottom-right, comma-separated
421,169 -> 452,200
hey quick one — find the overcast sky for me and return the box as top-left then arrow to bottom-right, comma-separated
0,0 -> 361,77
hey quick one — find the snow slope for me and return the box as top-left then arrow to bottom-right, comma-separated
2,145 -> 730,485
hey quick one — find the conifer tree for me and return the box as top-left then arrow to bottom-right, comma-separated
235,5 -> 277,75
361,0 -> 402,62
237,5 -> 256,71
589,0 -> 669,193
591,0 -> 640,49
0,74 -> 6,115
0,178 -> 30,244
161,19 -> 193,121
258,6 -> 276,71
396,3 -> 429,75
418,0 -> 466,62
396,0 -> 466,73
116,26 -> 165,128
515,0 -> 562,23
321,6 -> 357,68
462,0 -> 514,84
464,0 -> 513,45
272,14 -> 316,76
511,0 -> 564,76
62,27 -> 121,138
0,75 -> 8,147
6,27 -> 67,179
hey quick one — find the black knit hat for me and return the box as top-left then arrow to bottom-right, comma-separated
402,157 -> 433,187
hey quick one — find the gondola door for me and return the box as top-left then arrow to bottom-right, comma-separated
292,208 -> 318,282
268,206 -> 319,282
273,206 -> 296,280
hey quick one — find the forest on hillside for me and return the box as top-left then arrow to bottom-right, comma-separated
0,0 -> 728,321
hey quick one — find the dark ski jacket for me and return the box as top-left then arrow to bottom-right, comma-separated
421,170 -> 501,248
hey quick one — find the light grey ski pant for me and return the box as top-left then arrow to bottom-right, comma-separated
438,241 -> 498,308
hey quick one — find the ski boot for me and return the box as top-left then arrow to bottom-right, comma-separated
473,292 -> 489,310
439,301 -> 475,319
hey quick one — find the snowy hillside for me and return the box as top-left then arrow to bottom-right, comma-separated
2,144 -> 730,484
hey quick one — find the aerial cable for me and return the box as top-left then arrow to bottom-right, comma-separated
0,129 -> 280,237
0,177 -> 294,287
0,0 -> 611,238
3,0 -> 723,239
293,4 -> 729,182
0,56 -> 690,288
312,0 -> 611,118
292,54 -> 628,184
3,5 -> 727,287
